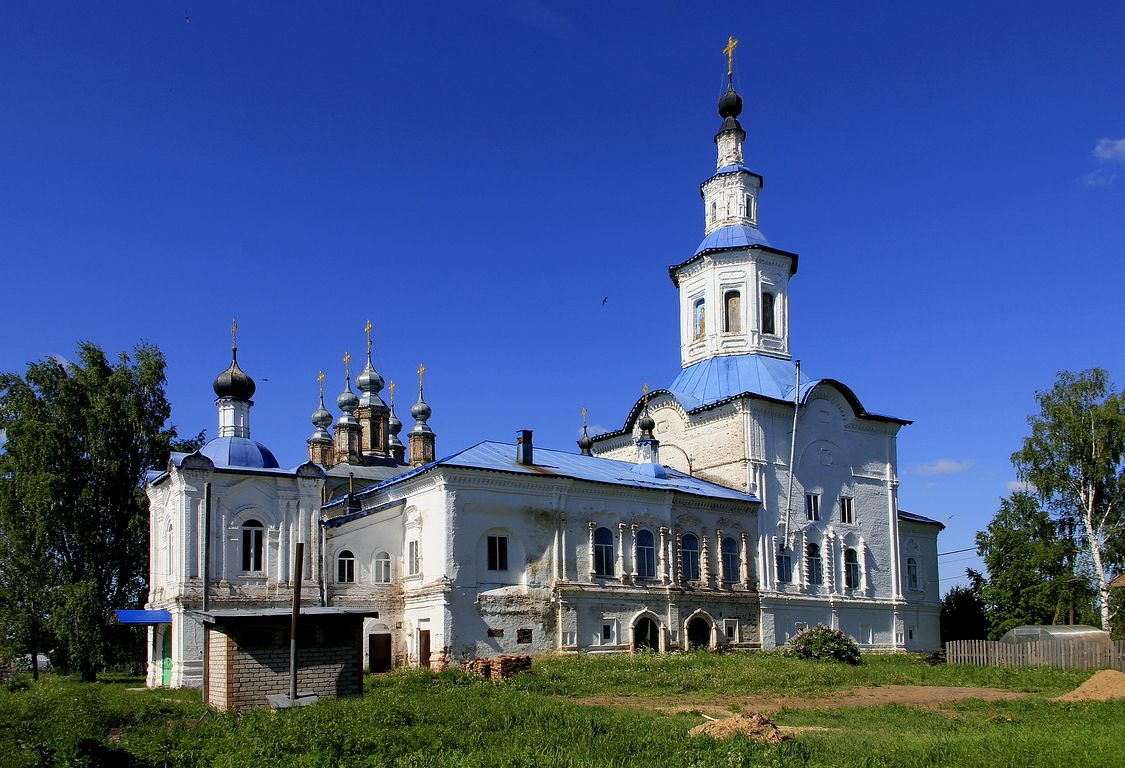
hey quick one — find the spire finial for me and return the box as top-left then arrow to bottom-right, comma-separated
723,36 -> 739,80
642,383 -> 651,408
581,406 -> 588,428
417,363 -> 426,395
343,351 -> 352,382
389,380 -> 396,407
364,320 -> 373,357
317,370 -> 325,398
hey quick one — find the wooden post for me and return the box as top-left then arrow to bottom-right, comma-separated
290,542 -> 304,703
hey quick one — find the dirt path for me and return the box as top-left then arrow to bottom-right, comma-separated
573,685 -> 1033,717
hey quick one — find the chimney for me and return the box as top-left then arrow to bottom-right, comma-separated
516,430 -> 533,465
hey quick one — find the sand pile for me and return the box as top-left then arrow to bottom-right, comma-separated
689,713 -> 788,744
1054,669 -> 1125,702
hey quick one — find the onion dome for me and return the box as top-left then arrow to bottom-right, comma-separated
337,385 -> 359,414
387,382 -> 405,450
312,400 -> 332,430
213,347 -> 256,401
638,411 -> 656,441
578,428 -> 593,456
718,83 -> 743,119
357,359 -> 385,402
411,363 -> 433,434
309,374 -> 333,443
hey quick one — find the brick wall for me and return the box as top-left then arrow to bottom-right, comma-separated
206,615 -> 363,710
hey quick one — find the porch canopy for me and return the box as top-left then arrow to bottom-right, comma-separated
115,609 -> 173,625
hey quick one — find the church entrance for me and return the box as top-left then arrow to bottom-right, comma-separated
160,629 -> 172,686
368,633 -> 392,673
418,630 -> 431,668
686,617 -> 712,650
633,617 -> 659,651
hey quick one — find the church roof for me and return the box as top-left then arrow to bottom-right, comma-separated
199,436 -> 281,469
897,509 -> 945,529
668,225 -> 799,279
324,440 -> 759,513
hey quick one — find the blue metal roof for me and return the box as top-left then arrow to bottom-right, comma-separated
714,164 -> 757,176
694,223 -> 771,256
115,609 -> 172,625
668,354 -> 817,411
200,436 -> 280,469
339,441 -> 759,506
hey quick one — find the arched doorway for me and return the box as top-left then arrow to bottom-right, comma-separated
686,616 -> 711,650
633,617 -> 659,651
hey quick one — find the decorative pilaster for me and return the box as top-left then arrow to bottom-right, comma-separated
658,526 -> 669,584
740,532 -> 752,588
587,522 -> 596,580
616,523 -> 626,582
700,531 -> 713,588
629,524 -> 639,584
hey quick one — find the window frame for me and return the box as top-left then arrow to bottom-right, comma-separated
373,551 -> 391,584
907,557 -> 920,591
241,520 -> 264,573
777,547 -> 793,583
692,298 -> 706,341
681,533 -> 701,582
721,536 -> 739,583
635,528 -> 656,580
407,540 -> 420,576
486,534 -> 509,572
593,527 -> 615,578
805,493 -> 821,522
337,549 -> 356,583
806,542 -> 823,586
844,548 -> 860,589
840,496 -> 855,524
723,290 -> 742,334
761,291 -> 776,336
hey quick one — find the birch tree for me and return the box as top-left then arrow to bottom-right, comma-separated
1012,369 -> 1124,634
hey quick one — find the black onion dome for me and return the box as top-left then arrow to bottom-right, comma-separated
578,432 -> 594,452
213,352 -> 256,400
638,411 -> 656,439
718,83 -> 743,119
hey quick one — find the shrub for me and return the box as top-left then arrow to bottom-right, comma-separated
782,624 -> 861,664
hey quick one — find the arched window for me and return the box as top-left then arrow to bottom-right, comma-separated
806,542 -> 823,586
907,557 -> 919,591
681,533 -> 701,581
761,292 -> 776,336
710,200 -> 717,223
241,520 -> 263,572
374,551 -> 391,584
844,548 -> 860,589
746,194 -> 755,221
337,550 -> 356,583
723,291 -> 741,333
721,537 -> 739,583
593,527 -> 614,577
692,298 -> 705,340
636,529 -> 656,579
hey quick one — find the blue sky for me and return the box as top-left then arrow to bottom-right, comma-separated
2,2 -> 1122,590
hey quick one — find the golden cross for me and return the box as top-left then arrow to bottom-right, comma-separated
343,351 -> 351,378
723,36 -> 739,77
417,363 -> 426,393
317,370 -> 325,397
231,318 -> 238,347
581,406 -> 588,425
364,320 -> 373,353
388,380 -> 396,406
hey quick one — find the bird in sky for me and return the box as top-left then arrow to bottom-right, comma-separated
602,297 -> 608,305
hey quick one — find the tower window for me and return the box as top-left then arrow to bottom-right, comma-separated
844,548 -> 860,589
241,520 -> 263,572
840,496 -> 855,524
907,557 -> 920,591
723,290 -> 741,333
746,194 -> 755,222
805,493 -> 821,522
761,292 -> 776,336
692,299 -> 705,341
710,200 -> 717,223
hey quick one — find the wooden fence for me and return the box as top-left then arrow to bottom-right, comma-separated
946,639 -> 1125,671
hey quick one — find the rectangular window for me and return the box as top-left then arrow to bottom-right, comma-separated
805,493 -> 820,522
840,497 -> 854,524
777,549 -> 793,583
487,535 -> 508,571
602,624 -> 613,642
487,628 -> 504,638
407,540 -> 420,575
517,628 -> 532,644
724,620 -> 737,641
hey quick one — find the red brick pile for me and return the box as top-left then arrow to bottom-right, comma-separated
461,655 -> 532,680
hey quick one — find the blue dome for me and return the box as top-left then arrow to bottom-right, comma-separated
694,224 -> 770,257
200,437 -> 280,469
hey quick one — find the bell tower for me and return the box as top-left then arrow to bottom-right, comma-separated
671,37 -> 797,368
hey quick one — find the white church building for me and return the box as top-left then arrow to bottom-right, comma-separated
140,54 -> 941,688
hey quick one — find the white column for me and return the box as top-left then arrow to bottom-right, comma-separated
587,522 -> 596,580
740,532 -> 752,588
559,515 -> 568,582
887,465 -> 903,599
658,526 -> 669,583
715,529 -> 724,586
616,523 -> 626,581
859,537 -> 869,594
700,531 -> 712,587
629,524 -> 639,583
823,528 -> 834,593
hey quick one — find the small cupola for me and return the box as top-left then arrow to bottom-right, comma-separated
633,386 -> 666,478
577,407 -> 593,456
213,321 -> 256,402
408,363 -> 436,467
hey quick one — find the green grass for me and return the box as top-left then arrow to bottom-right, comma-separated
0,655 -> 1119,767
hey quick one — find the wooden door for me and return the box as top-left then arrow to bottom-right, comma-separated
418,630 -> 431,668
368,633 -> 392,673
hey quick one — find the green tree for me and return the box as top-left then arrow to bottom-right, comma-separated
940,570 -> 990,644
0,342 -> 200,680
1012,369 -> 1124,634
975,492 -> 1095,638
